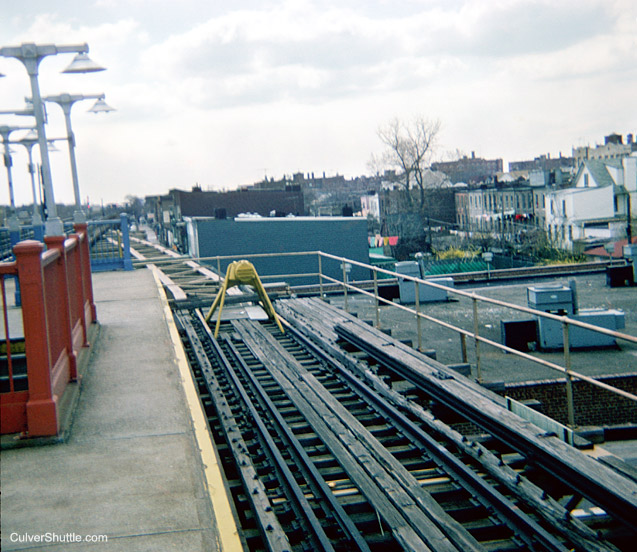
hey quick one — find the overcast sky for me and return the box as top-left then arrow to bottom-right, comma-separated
1,0 -> 636,207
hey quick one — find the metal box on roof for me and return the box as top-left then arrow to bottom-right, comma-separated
396,261 -> 426,304
396,264 -> 453,303
527,284 -> 574,314
537,309 -> 625,349
421,277 -> 453,302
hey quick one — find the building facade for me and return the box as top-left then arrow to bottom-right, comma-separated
572,133 -> 637,168
455,184 -> 534,236
432,152 -> 503,184
509,153 -> 574,172
543,154 -> 637,250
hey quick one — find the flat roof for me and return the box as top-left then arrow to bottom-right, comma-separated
189,216 -> 365,222
332,271 -> 637,385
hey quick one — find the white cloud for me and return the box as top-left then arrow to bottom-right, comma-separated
1,0 -> 636,207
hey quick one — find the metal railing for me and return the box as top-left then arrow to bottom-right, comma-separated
140,248 -> 637,427
88,213 -> 133,272
318,251 -> 636,426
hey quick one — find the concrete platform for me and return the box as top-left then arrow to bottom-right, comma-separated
0,269 -> 241,552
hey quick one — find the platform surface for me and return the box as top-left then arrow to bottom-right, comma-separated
0,268 -> 235,551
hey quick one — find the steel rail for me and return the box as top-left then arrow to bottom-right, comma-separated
192,309 -> 371,551
214,333 -> 373,552
294,325 -> 571,552
233,321 -> 452,552
276,308 -> 618,552
234,318 -> 485,552
175,312 -> 291,552
317,272 -> 637,403
196,321 -> 338,552
318,267 -> 637,345
335,321 -> 637,533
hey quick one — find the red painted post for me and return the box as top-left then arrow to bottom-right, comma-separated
44,236 -> 78,383
74,223 -> 97,323
13,241 -> 58,436
67,233 -> 89,347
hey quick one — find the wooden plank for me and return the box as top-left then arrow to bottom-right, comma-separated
178,315 -> 291,552
149,265 -> 187,301
335,318 -> 637,531
279,297 -> 506,407
278,303 -> 618,551
233,320 -> 438,552
234,319 -> 482,552
185,260 -> 221,282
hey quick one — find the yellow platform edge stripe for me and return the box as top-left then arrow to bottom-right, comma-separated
151,266 -> 244,552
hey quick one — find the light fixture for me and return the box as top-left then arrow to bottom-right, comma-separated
1,42 -> 107,235
40,92 -> 114,220
62,52 -> 105,74
87,97 -> 115,113
21,129 -> 39,141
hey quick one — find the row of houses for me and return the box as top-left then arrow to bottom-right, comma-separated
454,152 -> 637,252
146,133 -> 636,255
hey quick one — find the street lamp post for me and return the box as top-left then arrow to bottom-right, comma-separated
41,93 -> 114,222
9,130 -> 44,226
0,124 -> 33,211
0,43 -> 105,235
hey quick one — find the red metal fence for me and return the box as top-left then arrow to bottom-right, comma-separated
0,223 -> 96,437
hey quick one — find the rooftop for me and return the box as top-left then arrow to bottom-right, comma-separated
329,271 -> 637,385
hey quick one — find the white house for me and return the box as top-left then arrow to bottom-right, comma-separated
544,154 -> 637,250
360,192 -> 381,220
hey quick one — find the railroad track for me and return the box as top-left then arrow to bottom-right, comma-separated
132,233 -> 637,551
173,303 -> 635,552
130,235 -> 222,303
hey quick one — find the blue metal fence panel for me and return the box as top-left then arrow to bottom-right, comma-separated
2,215 -> 133,273
88,214 -> 133,272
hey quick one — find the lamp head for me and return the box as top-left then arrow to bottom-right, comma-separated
88,98 -> 115,113
62,52 -> 105,74
20,129 -> 39,142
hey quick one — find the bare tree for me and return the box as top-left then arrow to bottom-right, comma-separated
375,116 -> 441,209
441,148 -> 467,162
125,195 -> 144,220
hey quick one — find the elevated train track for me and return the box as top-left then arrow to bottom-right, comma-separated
130,235 -> 637,552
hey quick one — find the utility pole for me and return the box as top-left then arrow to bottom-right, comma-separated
627,193 -> 632,245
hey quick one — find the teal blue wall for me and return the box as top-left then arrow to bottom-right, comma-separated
194,217 -> 369,285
